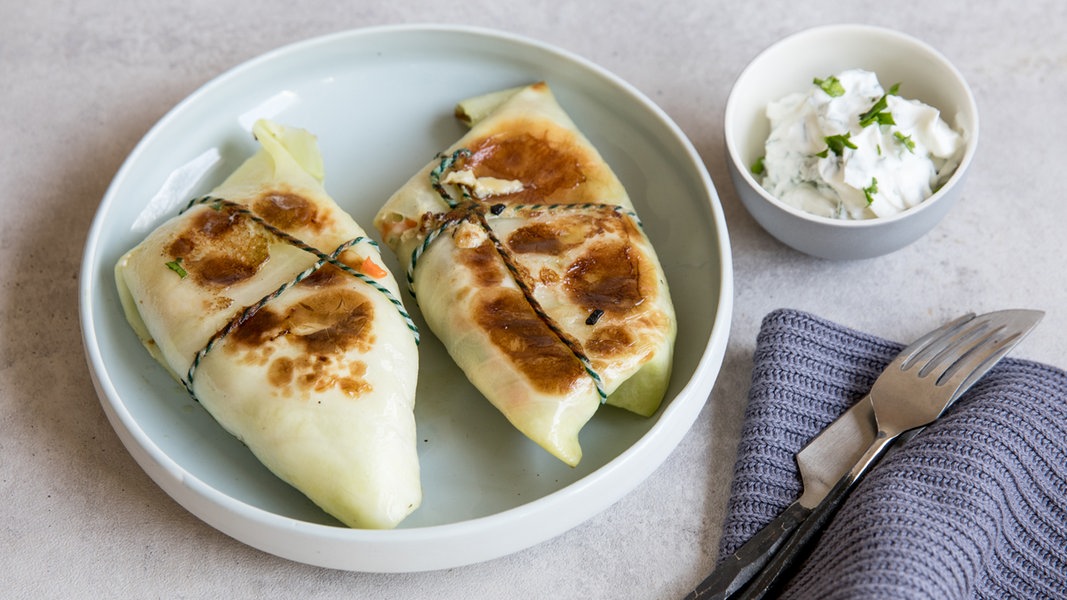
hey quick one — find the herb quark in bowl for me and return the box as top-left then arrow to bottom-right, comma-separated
753,69 -> 965,221
725,24 -> 979,260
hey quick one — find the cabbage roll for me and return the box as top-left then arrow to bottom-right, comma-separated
374,83 -> 676,466
115,120 -> 421,529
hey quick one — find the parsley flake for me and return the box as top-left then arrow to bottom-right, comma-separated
813,75 -> 845,97
863,178 -> 879,205
816,133 -> 857,158
751,155 -> 766,175
894,131 -> 916,152
858,83 -> 901,127
165,258 -> 188,279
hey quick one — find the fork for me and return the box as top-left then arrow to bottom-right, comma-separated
730,309 -> 1044,599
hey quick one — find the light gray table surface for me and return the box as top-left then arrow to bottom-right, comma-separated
4,1 -> 1065,598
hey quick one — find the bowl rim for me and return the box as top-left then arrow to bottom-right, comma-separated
724,23 -> 980,229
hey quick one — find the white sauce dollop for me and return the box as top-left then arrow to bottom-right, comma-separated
759,69 -> 964,219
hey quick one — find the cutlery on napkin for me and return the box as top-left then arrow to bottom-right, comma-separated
707,309 -> 1067,600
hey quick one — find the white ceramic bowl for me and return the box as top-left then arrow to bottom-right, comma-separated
79,25 -> 733,572
724,24 -> 979,260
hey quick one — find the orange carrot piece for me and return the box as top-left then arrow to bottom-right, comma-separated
360,256 -> 388,279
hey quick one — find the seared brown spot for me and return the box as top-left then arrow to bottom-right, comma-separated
301,263 -> 347,288
288,291 -> 376,356
279,355 -> 370,398
585,325 -> 635,358
229,306 -> 286,348
338,379 -> 371,397
466,130 -> 586,203
565,239 -> 642,315
268,356 -> 295,387
473,288 -> 585,395
340,361 -> 372,397
538,267 -> 560,285
507,222 -> 566,255
505,211 -> 603,254
201,295 -> 235,315
350,361 -> 368,379
168,236 -> 194,257
195,207 -> 243,237
457,239 -> 505,287
297,356 -> 330,392
226,289 -> 376,399
254,192 -> 321,232
166,207 -> 271,288
194,256 -> 261,286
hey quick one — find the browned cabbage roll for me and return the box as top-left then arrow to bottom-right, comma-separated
374,83 -> 676,466
115,120 -> 421,529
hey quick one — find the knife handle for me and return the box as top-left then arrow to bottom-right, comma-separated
683,501 -> 810,600
732,435 -> 892,600
729,475 -> 853,599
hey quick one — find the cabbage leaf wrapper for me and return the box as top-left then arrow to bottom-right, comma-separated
116,120 -> 421,529
374,83 -> 676,466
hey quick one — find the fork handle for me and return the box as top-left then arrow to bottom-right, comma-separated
683,501 -> 810,600
732,436 -> 893,599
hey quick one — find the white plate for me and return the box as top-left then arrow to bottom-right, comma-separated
79,24 -> 733,572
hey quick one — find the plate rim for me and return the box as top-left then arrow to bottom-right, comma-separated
78,22 -> 734,572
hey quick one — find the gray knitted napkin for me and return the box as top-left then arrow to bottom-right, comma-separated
719,309 -> 1067,600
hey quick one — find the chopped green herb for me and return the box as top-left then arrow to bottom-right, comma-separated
858,83 -> 900,127
863,177 -> 879,205
816,132 -> 858,158
894,131 -> 916,152
751,155 -> 766,175
166,258 -> 188,279
813,75 -> 845,97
